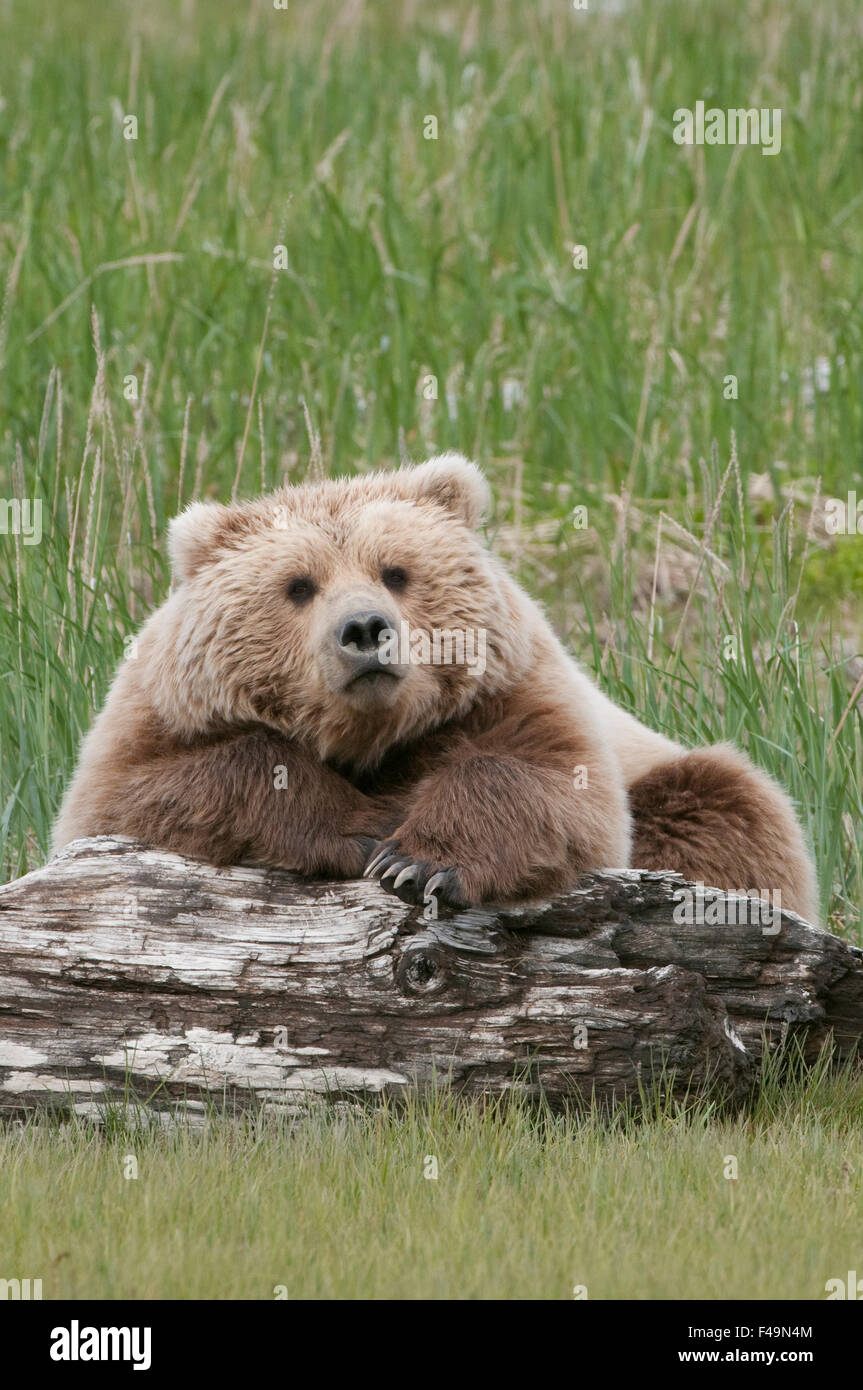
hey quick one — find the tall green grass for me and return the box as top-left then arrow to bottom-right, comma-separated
1,0 -> 862,928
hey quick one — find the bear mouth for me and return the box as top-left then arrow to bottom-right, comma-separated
345,668 -> 402,690
340,661 -> 406,706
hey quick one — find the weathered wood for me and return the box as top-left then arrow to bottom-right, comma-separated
0,837 -> 860,1118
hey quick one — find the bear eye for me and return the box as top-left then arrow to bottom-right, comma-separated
381,566 -> 408,592
286,575 -> 317,604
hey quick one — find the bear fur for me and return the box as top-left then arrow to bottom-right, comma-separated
53,454 -> 819,923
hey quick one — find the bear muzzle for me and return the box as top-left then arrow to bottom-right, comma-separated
324,605 -> 409,706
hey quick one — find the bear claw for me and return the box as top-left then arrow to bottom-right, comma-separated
364,844 -> 404,880
423,868 -> 469,910
364,842 -> 469,909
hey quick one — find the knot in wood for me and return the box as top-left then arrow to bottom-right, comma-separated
397,944 -> 449,996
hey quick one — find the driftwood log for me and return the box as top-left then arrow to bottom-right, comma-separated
0,836 -> 861,1118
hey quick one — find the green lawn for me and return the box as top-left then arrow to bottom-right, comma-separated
0,0 -> 862,1300
2,1062 -> 862,1301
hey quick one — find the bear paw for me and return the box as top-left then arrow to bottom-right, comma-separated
363,841 -> 469,910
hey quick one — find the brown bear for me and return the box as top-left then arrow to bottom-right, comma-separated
53,454 -> 819,923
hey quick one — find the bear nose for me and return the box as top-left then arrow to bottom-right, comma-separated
337,611 -> 393,655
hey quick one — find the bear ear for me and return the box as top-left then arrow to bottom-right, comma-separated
168,501 -> 238,583
400,452 -> 491,528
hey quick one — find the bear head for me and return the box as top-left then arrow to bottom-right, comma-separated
145,454 -> 531,768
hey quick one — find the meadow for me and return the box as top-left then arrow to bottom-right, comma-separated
0,0 -> 861,1299
1,1057 -> 861,1302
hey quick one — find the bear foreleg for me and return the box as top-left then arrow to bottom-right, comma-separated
365,714 -> 631,907
56,732 -> 390,879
